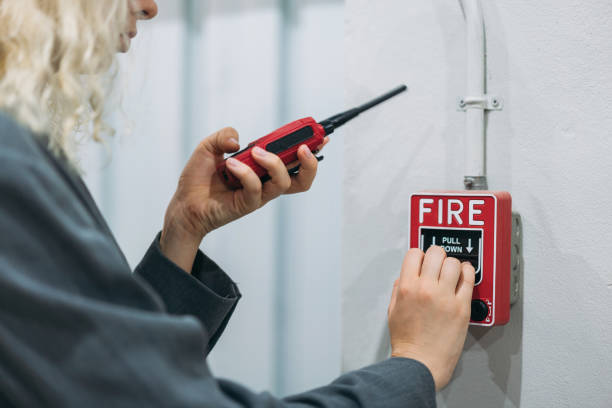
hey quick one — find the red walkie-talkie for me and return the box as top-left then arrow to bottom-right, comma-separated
217,85 -> 407,189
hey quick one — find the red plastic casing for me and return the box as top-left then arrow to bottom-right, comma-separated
409,191 -> 512,326
216,117 -> 326,190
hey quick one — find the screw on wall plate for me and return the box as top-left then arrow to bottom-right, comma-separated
492,98 -> 500,107
459,99 -> 466,108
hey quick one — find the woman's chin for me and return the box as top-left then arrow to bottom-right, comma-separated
118,34 -> 131,53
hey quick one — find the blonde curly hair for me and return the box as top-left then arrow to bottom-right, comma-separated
0,0 -> 128,163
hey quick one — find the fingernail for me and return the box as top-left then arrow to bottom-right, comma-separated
252,146 -> 268,158
229,138 -> 239,146
226,158 -> 240,168
301,145 -> 314,157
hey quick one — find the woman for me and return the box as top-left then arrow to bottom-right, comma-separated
0,1 -> 474,406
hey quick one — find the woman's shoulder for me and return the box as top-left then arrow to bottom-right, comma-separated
0,111 -> 75,202
0,111 -> 50,163
0,111 -> 103,232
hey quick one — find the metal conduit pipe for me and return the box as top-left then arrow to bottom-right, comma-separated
462,0 -> 488,190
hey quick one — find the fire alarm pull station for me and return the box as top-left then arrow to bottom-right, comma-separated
409,192 -> 519,326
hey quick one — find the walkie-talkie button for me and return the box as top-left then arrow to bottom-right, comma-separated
470,300 -> 489,322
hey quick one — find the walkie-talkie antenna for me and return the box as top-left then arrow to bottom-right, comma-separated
319,84 -> 408,135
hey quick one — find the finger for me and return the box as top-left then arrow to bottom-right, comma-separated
225,158 -> 262,208
439,257 -> 462,292
317,136 -> 330,151
399,248 -> 425,285
200,127 -> 240,156
251,147 -> 291,201
286,145 -> 318,194
420,245 -> 447,281
456,262 -> 476,300
388,278 -> 400,315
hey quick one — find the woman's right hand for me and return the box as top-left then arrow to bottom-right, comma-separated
160,127 -> 326,272
388,246 -> 475,391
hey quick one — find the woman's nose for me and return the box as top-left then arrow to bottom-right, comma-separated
131,0 -> 158,20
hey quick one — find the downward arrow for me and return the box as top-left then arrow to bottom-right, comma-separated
466,239 -> 473,253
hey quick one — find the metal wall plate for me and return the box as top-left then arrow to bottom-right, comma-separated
510,212 -> 523,305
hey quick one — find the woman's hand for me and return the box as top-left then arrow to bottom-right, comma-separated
160,127 -> 328,272
388,247 -> 475,391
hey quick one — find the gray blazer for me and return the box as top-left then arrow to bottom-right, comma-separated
0,113 -> 436,407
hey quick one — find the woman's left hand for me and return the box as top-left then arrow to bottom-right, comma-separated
160,127 -> 328,272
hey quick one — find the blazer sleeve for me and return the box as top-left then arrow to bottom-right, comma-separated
219,358 -> 436,408
134,233 -> 241,354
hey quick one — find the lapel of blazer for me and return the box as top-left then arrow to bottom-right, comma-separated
33,136 -> 133,269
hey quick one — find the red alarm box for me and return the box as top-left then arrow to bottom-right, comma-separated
409,191 -> 512,326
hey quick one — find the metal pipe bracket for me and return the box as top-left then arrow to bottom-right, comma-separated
457,95 -> 503,111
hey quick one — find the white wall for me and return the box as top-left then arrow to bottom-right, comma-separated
342,0 -> 612,407
83,0 -> 344,397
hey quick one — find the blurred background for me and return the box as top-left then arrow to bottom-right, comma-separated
82,0 -> 344,397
